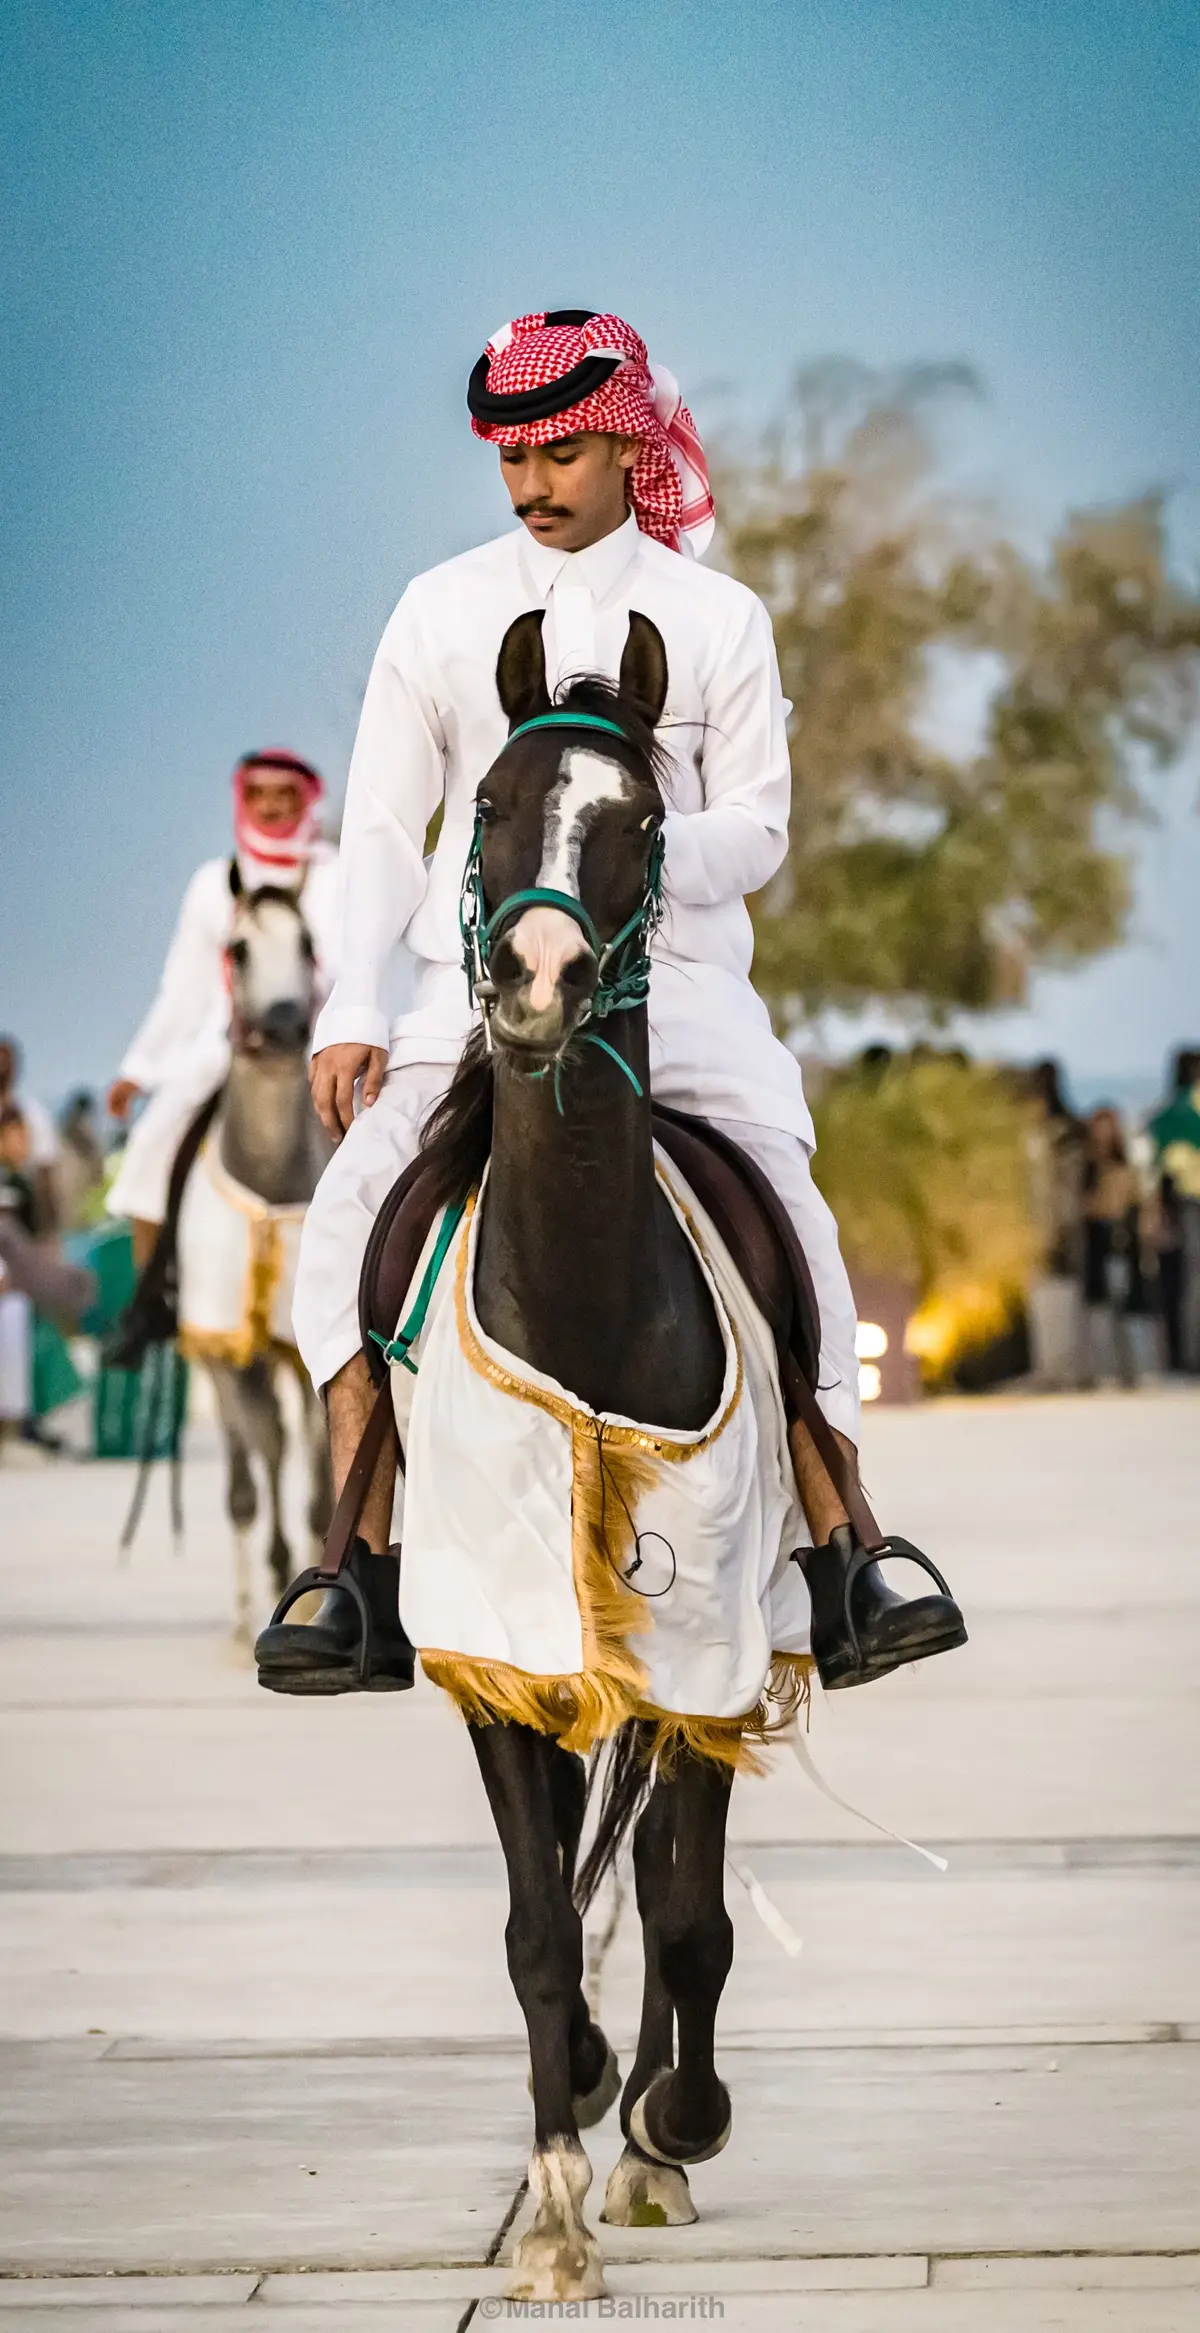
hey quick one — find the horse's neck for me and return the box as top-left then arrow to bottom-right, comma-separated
476,1015 -> 722,1426
218,1054 -> 328,1205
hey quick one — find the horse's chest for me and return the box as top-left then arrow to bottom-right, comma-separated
474,1197 -> 724,1432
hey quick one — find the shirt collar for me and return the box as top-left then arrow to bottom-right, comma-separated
517,510 -> 642,604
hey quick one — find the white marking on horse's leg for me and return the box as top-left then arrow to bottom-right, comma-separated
509,2136 -> 606,2302
601,2139 -> 697,2227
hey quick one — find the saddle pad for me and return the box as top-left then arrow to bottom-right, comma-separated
392,1148 -> 812,1738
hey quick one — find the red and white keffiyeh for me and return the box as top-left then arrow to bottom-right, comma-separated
232,750 -> 324,883
468,311 -> 716,558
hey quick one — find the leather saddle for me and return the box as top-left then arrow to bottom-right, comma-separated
320,1104 -> 887,1574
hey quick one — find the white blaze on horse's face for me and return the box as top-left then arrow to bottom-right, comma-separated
228,896 -> 316,1053
507,751 -> 633,1016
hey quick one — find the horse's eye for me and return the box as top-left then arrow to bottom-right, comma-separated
639,813 -> 662,833
299,931 -> 315,962
477,799 -> 497,825
228,939 -> 249,969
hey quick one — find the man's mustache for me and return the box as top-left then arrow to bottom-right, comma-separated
515,500 -> 572,519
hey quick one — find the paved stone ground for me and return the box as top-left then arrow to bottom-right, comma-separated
1,1386 -> 1198,2330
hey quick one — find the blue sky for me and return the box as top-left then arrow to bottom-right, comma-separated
3,0 -> 1199,1110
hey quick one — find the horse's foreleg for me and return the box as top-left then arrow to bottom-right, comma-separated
628,1749 -> 735,2169
603,1778 -> 697,2229
252,1361 -> 291,1594
470,1721 -> 605,2302
207,1364 -> 258,1650
548,1746 -> 621,2129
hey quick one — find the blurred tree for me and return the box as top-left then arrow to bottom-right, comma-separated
719,361 -> 1200,1020
808,1048 -> 1036,1384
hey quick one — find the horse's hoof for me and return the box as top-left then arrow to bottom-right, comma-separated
575,2040 -> 622,2129
601,2139 -> 697,2226
508,2138 -> 606,2302
630,2072 -> 732,2166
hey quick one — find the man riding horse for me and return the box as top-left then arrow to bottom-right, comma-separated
106,750 -> 339,1268
281,307 -> 964,1692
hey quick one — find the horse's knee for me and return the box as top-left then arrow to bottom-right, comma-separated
505,1893 -> 582,2016
658,1906 -> 734,2007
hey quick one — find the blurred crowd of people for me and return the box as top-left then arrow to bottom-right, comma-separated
1026,1047 -> 1200,1391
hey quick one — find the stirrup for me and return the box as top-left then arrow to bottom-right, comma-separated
255,1545 -> 415,1695
798,1530 -> 965,1691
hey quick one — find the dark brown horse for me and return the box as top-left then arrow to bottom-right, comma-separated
411,610 -> 768,2298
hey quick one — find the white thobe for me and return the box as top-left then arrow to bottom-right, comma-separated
294,517 -> 859,1435
108,843 -> 374,1225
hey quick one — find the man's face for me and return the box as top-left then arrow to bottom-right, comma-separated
241,771 -> 307,831
498,432 -> 640,552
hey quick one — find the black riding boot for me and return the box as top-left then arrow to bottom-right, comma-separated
255,1539 -> 416,1695
799,1524 -> 966,1691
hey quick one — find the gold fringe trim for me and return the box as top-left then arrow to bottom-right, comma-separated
419,1653 -> 638,1757
420,1649 -> 815,1773
648,1655 -> 814,1778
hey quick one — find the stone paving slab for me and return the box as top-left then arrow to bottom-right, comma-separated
0,2050 -> 527,2275
5,2040 -> 1196,2275
6,1667 -> 1195,1858
0,2278 -> 261,2309
4,1864 -> 1196,2041
6,2292 -> 1200,2333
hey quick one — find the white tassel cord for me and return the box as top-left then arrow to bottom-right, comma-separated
724,1854 -> 804,1957
787,1724 -> 950,1874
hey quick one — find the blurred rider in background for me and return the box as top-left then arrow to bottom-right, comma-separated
105,752 -> 338,1267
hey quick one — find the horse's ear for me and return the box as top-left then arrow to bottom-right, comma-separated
619,612 -> 668,730
496,610 -> 552,730
228,857 -> 242,899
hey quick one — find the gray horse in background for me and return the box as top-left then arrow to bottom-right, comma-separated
176,884 -> 334,1644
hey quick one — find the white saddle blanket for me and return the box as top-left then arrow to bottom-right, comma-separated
177,1139 -> 307,1365
392,1150 -> 812,1729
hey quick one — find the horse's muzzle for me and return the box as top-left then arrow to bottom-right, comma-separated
247,999 -> 313,1054
490,908 -> 597,1052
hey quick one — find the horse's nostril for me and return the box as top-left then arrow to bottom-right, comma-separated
559,952 -> 597,995
259,1001 -> 310,1047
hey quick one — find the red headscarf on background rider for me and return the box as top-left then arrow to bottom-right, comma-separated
232,750 -> 325,890
467,310 -> 716,558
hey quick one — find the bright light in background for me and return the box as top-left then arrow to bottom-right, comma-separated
855,1321 -> 889,1360
859,1363 -> 883,1403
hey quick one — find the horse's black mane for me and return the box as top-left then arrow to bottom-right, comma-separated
418,1025 -> 494,1209
546,671 -> 673,791
417,669 -> 665,1209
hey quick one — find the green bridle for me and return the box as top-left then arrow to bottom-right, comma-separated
458,711 -> 666,1100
